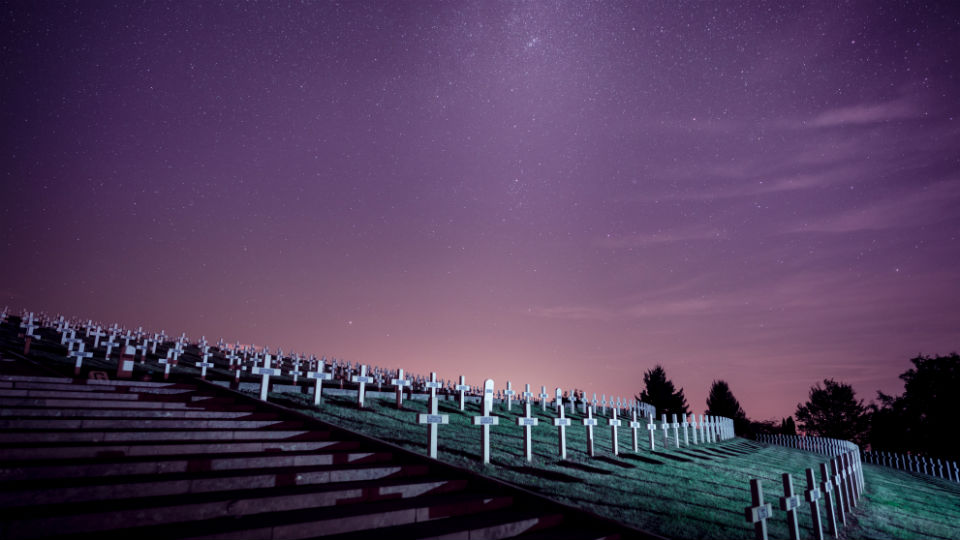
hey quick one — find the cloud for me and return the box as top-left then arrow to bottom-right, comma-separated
596,227 -> 726,249
807,97 -> 921,128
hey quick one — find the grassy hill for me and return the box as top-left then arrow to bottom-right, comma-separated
268,390 -> 960,540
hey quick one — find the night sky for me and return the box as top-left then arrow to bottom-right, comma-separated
2,2 -> 958,420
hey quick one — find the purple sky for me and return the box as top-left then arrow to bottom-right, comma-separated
2,2 -> 958,420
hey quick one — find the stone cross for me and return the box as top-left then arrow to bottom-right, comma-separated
629,410 -> 642,452
555,388 -> 563,414
700,414 -> 708,443
306,360 -> 333,405
671,413 -> 681,448
538,386 -> 549,411
425,372 -> 443,403
454,375 -> 470,411
690,414 -> 699,444
647,414 -> 658,451
88,326 -> 106,349
830,458 -> 846,525
681,414 -> 690,445
195,348 -> 215,379
521,383 -> 533,404
779,473 -> 801,540
251,353 -> 281,401
70,342 -> 93,376
391,368 -> 411,409
288,356 -> 303,384
417,389 -> 449,459
503,381 -> 515,411
745,478 -> 773,540
350,364 -> 374,408
471,379 -> 499,464
158,349 -> 177,380
601,394 -> 607,416
583,406 -> 598,457
661,414 -> 671,449
819,462 -> 838,538
516,401 -> 539,462
804,467 -> 824,540
608,409 -> 622,456
553,402 -> 571,459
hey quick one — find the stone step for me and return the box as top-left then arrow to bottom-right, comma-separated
0,389 -> 195,399
0,418 -> 289,430
326,507 -> 567,540
0,398 -> 209,410
0,428 -> 321,444
0,462 -> 431,508
0,447 -> 382,482
4,382 -> 194,393
0,375 -> 192,389
2,477 -> 468,537
0,407 -> 265,419
0,439 -> 349,460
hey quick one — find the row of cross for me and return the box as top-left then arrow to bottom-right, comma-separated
748,434 -> 865,540
861,450 -> 959,482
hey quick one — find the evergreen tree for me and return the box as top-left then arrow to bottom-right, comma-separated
795,379 -> 869,444
637,365 -> 689,417
780,416 -> 797,435
705,380 -> 750,435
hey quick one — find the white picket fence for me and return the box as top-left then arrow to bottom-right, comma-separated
862,450 -> 960,482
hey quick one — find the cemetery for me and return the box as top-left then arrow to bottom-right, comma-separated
1,308 -> 959,539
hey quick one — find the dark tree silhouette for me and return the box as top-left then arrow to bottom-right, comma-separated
705,380 -> 750,435
795,379 -> 868,444
869,353 -> 960,458
637,365 -> 689,417
780,416 -> 797,435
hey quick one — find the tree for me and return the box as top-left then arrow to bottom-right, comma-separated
637,365 -> 689,417
869,353 -> 960,458
795,379 -> 869,444
780,416 -> 797,435
705,380 -> 750,435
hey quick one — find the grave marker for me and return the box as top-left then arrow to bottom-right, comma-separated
350,364 -> 375,408
608,409 -> 622,456
425,372 -> 443,403
251,353 -> 281,401
745,478 -> 773,540
690,414 -> 699,444
583,406 -> 598,457
555,388 -> 563,414
416,390 -> 449,459
88,326 -> 106,348
116,345 -> 135,379
661,414 -> 671,449
158,349 -> 177,380
647,415 -> 658,451
306,360 -> 333,405
779,473 -> 801,540
391,368 -> 411,409
629,410 -> 642,452
503,381 -> 515,411
70,342 -> 93,376
553,402 -> 572,459
538,385 -> 549,411
671,413 -> 681,448
454,375 -> 471,411
522,383 -> 533,404
471,379 -> 499,464
830,458 -> 846,525
195,348 -> 215,379
681,414 -> 690,445
516,401 -> 539,462
819,462 -> 838,538
804,467 -> 824,540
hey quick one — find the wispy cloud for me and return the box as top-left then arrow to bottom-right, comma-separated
807,97 -> 921,128
596,226 -> 726,249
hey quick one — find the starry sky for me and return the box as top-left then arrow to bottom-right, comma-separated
2,2 -> 959,420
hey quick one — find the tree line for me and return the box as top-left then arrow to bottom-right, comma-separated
636,352 -> 959,460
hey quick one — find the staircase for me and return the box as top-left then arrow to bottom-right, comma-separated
0,372 -> 655,539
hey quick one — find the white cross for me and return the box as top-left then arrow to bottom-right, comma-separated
803,467 -> 824,540
629,410 -> 642,452
60,327 -> 75,346
503,381 -> 515,411
647,414 -> 658,451
661,414 -> 671,448
521,383 -> 533,404
583,406 -> 598,457
454,375 -> 470,411
554,388 -> 563,415
819,463 -> 838,538
553,400 -> 571,459
417,388 -> 449,459
745,478 -> 774,540
609,409 -> 622,456
70,342 -> 93,376
538,385 -> 549,411
671,413 -> 681,448
88,326 -> 106,349
471,379 -> 499,464
699,414 -> 708,443
601,394 -> 607,416
195,347 -> 215,379
251,353 -> 281,401
288,357 -> 303,385
350,364 -> 374,408
392,368 -> 412,409
516,401 -> 539,462
690,414 -> 699,444
306,360 -> 333,405
424,372 -> 443,403
681,414 -> 691,445
779,473 -> 801,540
158,349 -> 177,380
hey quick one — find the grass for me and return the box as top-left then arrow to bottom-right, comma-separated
4,323 -> 959,539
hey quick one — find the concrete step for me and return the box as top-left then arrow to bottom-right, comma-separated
0,375 -> 193,389
2,477 -> 469,537
3,382 -> 194,393
0,389 -> 195,399
0,439 -> 350,460
0,428 -> 321,444
0,447 -> 381,481
0,418 -> 289,430
326,507 -> 566,540
0,462 -> 431,508
0,398 -> 210,409
0,407 -> 266,419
